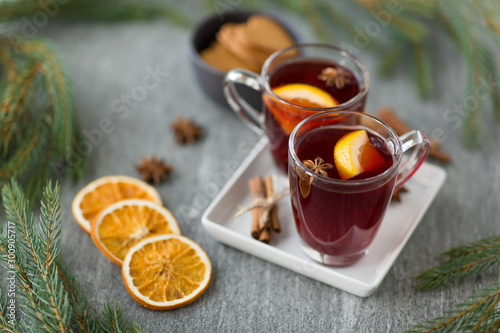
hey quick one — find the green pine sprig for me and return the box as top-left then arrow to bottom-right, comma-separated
220,0 -> 500,145
55,259 -> 100,332
0,0 -> 192,202
408,235 -> 500,332
413,235 -> 500,291
352,0 -> 500,144
0,179 -> 72,332
0,37 -> 87,204
406,284 -> 500,333
0,180 -> 148,332
0,0 -> 191,28
101,301 -> 147,333
0,288 -> 16,333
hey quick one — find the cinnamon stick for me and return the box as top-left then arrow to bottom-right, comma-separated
265,175 -> 281,233
248,177 -> 266,239
376,107 -> 451,163
258,226 -> 272,244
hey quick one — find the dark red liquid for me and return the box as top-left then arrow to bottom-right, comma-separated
289,126 -> 395,264
263,59 -> 366,173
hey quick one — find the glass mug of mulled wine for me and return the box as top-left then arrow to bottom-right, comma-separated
289,111 -> 431,267
224,43 -> 369,173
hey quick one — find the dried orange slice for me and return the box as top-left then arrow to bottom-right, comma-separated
91,199 -> 180,265
122,234 -> 211,310
266,84 -> 338,134
72,175 -> 162,234
333,129 -> 386,180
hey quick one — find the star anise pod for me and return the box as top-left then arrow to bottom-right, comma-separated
135,156 -> 173,184
302,157 -> 333,177
171,116 -> 203,144
317,67 -> 352,89
295,166 -> 314,199
392,186 -> 408,202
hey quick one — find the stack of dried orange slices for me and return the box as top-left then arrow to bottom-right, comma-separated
71,175 -> 211,310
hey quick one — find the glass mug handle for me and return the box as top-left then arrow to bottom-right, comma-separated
223,69 -> 265,135
396,130 -> 431,190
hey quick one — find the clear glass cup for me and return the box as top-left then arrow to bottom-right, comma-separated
224,43 -> 370,173
288,111 -> 431,267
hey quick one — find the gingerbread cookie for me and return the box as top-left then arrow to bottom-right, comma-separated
200,14 -> 295,73
200,41 -> 257,72
217,23 -> 264,70
243,15 -> 295,54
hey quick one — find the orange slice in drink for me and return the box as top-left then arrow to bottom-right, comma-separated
72,175 -> 162,234
265,83 -> 338,135
273,84 -> 338,108
122,234 -> 212,310
91,199 -> 181,265
333,130 -> 386,180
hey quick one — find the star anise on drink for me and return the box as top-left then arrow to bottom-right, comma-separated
317,67 -> 352,89
135,156 -> 173,184
171,116 -> 203,144
302,157 -> 333,177
392,186 -> 408,202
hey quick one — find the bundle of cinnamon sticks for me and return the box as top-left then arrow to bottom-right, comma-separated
248,175 -> 281,243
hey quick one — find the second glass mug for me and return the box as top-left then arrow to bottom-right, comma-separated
224,43 -> 370,173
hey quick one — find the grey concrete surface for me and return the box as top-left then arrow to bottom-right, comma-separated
12,6 -> 500,333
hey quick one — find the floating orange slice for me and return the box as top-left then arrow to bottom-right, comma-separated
122,234 -> 212,310
265,83 -> 338,135
90,199 -> 180,265
273,83 -> 338,108
333,129 -> 386,180
72,175 -> 162,234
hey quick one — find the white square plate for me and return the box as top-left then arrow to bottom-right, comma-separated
201,137 -> 446,297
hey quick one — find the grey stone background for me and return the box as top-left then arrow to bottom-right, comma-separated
7,3 -> 500,332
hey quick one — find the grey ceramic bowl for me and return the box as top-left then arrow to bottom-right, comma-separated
189,10 -> 300,107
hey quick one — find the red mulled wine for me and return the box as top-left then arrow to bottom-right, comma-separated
263,59 -> 365,173
289,126 -> 394,265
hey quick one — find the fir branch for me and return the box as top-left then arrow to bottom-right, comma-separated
23,125 -> 54,200
443,235 -> 500,260
0,0 -> 191,28
56,259 -> 100,332
300,0 -> 329,42
377,40 -> 404,76
101,301 -> 127,333
20,40 -> 74,160
0,181 -> 147,332
0,122 -> 47,181
406,284 -> 500,333
38,180 -> 63,271
0,59 -> 40,153
128,321 -> 147,333
0,288 -> 18,333
413,235 -> 500,291
0,37 -> 86,203
388,14 -> 428,44
1,179 -> 42,271
100,301 -> 147,333
435,0 -> 498,145
1,179 -> 73,332
0,217 -> 38,326
483,48 -> 500,123
412,41 -> 433,99
317,0 -> 360,41
258,0 -> 500,144
0,48 -> 18,82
